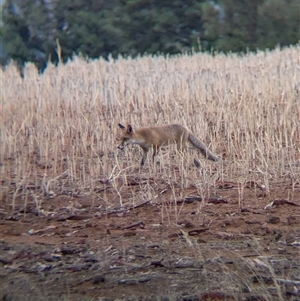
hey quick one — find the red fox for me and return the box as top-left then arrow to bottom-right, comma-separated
118,123 -> 221,166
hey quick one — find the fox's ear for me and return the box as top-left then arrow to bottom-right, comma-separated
127,124 -> 133,134
118,123 -> 126,130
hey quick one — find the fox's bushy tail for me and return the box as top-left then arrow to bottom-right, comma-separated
188,134 -> 221,162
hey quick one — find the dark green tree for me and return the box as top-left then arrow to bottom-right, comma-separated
113,0 -> 205,56
1,0 -> 58,70
1,0 -> 299,70
1,0 -> 30,67
257,0 -> 300,49
202,0 -> 261,52
201,0 -> 300,52
54,0 -> 123,61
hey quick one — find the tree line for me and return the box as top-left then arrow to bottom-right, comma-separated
1,0 -> 299,71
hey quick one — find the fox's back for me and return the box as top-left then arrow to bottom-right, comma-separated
136,124 -> 189,146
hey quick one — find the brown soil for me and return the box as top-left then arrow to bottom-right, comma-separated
1,174 -> 300,301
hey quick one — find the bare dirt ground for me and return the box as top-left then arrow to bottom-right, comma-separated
1,162 -> 300,301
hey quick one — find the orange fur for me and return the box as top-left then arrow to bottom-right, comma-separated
118,123 -> 220,166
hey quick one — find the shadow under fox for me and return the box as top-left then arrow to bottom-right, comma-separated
118,123 -> 221,166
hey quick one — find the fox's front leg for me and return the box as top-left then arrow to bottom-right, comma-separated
141,147 -> 149,166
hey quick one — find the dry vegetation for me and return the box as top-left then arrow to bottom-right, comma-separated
1,46 -> 300,301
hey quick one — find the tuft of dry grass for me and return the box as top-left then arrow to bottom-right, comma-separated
1,46 -> 299,213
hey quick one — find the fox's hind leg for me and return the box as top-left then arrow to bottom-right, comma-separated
177,133 -> 188,154
152,145 -> 160,162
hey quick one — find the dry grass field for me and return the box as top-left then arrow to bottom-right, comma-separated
1,45 -> 300,301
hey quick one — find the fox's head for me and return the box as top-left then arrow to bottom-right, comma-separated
117,123 -> 135,150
